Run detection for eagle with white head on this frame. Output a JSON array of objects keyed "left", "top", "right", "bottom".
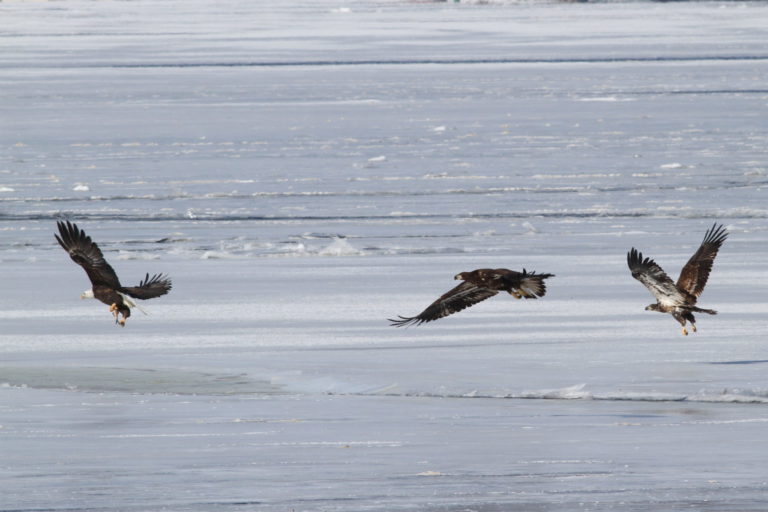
[{"left": 55, "top": 221, "right": 172, "bottom": 326}]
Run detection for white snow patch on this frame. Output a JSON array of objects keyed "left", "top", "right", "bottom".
[
  {"left": 72, "top": 183, "right": 90, "bottom": 192},
  {"left": 519, "top": 384, "right": 592, "bottom": 400},
  {"left": 200, "top": 250, "right": 240, "bottom": 260},
  {"left": 659, "top": 163, "right": 689, "bottom": 170},
  {"left": 577, "top": 96, "right": 634, "bottom": 102},
  {"left": 319, "top": 237, "right": 362, "bottom": 257},
  {"left": 279, "top": 242, "right": 309, "bottom": 255}
]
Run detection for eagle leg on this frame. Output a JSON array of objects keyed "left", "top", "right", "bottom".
[
  {"left": 118, "top": 315, "right": 126, "bottom": 327},
  {"left": 509, "top": 290, "right": 522, "bottom": 299},
  {"left": 108, "top": 303, "right": 119, "bottom": 319},
  {"left": 681, "top": 327, "right": 688, "bottom": 336},
  {"left": 691, "top": 324, "right": 697, "bottom": 333}
]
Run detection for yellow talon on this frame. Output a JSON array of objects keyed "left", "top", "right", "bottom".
[
  {"left": 682, "top": 327, "right": 688, "bottom": 336},
  {"left": 691, "top": 325, "right": 697, "bottom": 333}
]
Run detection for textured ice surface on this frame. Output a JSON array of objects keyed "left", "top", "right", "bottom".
[{"left": 2, "top": 0, "right": 768, "bottom": 511}]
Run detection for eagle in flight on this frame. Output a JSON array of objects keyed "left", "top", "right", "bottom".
[
  {"left": 627, "top": 223, "right": 727, "bottom": 335},
  {"left": 55, "top": 221, "right": 172, "bottom": 326},
  {"left": 389, "top": 268, "right": 554, "bottom": 327}
]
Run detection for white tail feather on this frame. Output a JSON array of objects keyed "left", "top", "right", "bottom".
[
  {"left": 519, "top": 276, "right": 546, "bottom": 298},
  {"left": 117, "top": 291, "right": 149, "bottom": 315}
]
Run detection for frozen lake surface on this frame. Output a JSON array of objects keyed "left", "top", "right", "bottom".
[{"left": 2, "top": 0, "right": 768, "bottom": 510}]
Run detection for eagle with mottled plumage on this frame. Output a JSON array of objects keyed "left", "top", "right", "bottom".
[
  {"left": 55, "top": 221, "right": 172, "bottom": 326},
  {"left": 627, "top": 223, "right": 727, "bottom": 335},
  {"left": 389, "top": 268, "right": 554, "bottom": 327}
]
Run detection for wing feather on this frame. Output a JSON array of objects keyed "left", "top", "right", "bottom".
[
  {"left": 627, "top": 247, "right": 687, "bottom": 307},
  {"left": 389, "top": 282, "right": 498, "bottom": 327},
  {"left": 676, "top": 223, "right": 727, "bottom": 298},
  {"left": 120, "top": 273, "right": 172, "bottom": 300},
  {"left": 55, "top": 220, "right": 121, "bottom": 288}
]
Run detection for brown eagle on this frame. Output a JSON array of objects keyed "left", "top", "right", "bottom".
[
  {"left": 389, "top": 268, "right": 554, "bottom": 327},
  {"left": 627, "top": 223, "right": 727, "bottom": 335},
  {"left": 55, "top": 221, "right": 172, "bottom": 326}
]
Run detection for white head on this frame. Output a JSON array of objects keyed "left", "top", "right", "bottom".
[{"left": 81, "top": 289, "right": 95, "bottom": 300}]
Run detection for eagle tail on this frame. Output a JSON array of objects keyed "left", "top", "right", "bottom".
[
  {"left": 117, "top": 291, "right": 149, "bottom": 315},
  {"left": 517, "top": 270, "right": 555, "bottom": 299}
]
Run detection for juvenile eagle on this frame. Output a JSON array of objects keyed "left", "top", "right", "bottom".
[
  {"left": 389, "top": 268, "right": 554, "bottom": 327},
  {"left": 627, "top": 223, "right": 727, "bottom": 335},
  {"left": 55, "top": 221, "right": 172, "bottom": 326}
]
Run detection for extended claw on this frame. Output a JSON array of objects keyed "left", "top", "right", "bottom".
[
  {"left": 691, "top": 324, "right": 697, "bottom": 333},
  {"left": 510, "top": 290, "right": 522, "bottom": 299},
  {"left": 682, "top": 327, "right": 688, "bottom": 336}
]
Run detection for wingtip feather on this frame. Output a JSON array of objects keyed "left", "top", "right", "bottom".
[
  {"left": 627, "top": 247, "right": 642, "bottom": 268},
  {"left": 702, "top": 222, "right": 728, "bottom": 246},
  {"left": 388, "top": 315, "right": 423, "bottom": 328}
]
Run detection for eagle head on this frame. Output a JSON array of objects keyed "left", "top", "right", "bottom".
[
  {"left": 645, "top": 304, "right": 660, "bottom": 312},
  {"left": 454, "top": 272, "right": 467, "bottom": 281},
  {"left": 81, "top": 289, "right": 95, "bottom": 300}
]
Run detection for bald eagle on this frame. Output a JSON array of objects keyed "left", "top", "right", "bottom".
[
  {"left": 627, "top": 223, "right": 727, "bottom": 335},
  {"left": 55, "top": 221, "right": 172, "bottom": 326},
  {"left": 389, "top": 268, "right": 554, "bottom": 327}
]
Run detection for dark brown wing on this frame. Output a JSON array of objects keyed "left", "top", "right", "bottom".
[
  {"left": 676, "top": 223, "right": 727, "bottom": 298},
  {"left": 55, "top": 220, "right": 121, "bottom": 289},
  {"left": 389, "top": 281, "right": 498, "bottom": 327},
  {"left": 120, "top": 273, "right": 172, "bottom": 300},
  {"left": 627, "top": 248, "right": 688, "bottom": 307}
]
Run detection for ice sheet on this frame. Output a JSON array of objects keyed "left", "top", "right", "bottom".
[{"left": 2, "top": 0, "right": 768, "bottom": 510}]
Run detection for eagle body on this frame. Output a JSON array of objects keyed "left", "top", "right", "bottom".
[
  {"left": 454, "top": 268, "right": 551, "bottom": 299},
  {"left": 55, "top": 221, "right": 172, "bottom": 326},
  {"left": 628, "top": 223, "right": 727, "bottom": 335},
  {"left": 389, "top": 267, "right": 554, "bottom": 327},
  {"left": 91, "top": 284, "right": 131, "bottom": 320}
]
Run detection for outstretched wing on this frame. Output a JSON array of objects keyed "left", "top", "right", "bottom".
[
  {"left": 389, "top": 281, "right": 498, "bottom": 327},
  {"left": 55, "top": 220, "right": 121, "bottom": 288},
  {"left": 627, "top": 247, "right": 687, "bottom": 307},
  {"left": 676, "top": 223, "right": 727, "bottom": 298},
  {"left": 120, "top": 273, "right": 172, "bottom": 300}
]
